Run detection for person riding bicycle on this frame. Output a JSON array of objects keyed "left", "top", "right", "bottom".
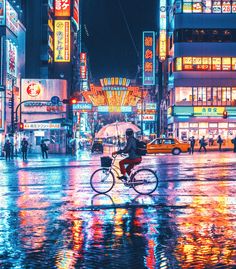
[{"left": 112, "top": 128, "right": 142, "bottom": 181}]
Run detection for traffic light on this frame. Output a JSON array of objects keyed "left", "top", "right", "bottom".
[
  {"left": 223, "top": 111, "right": 228, "bottom": 119},
  {"left": 62, "top": 97, "right": 79, "bottom": 105},
  {"left": 19, "top": 122, "right": 24, "bottom": 131}
]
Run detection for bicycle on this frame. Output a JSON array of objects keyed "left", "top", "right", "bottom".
[{"left": 90, "top": 154, "right": 158, "bottom": 195}]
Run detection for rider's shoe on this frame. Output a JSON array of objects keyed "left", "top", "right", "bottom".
[{"left": 118, "top": 175, "right": 127, "bottom": 181}]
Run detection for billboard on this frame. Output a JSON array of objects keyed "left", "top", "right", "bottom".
[
  {"left": 142, "top": 31, "right": 155, "bottom": 86},
  {"left": 6, "top": 1, "right": 18, "bottom": 35},
  {"left": 54, "top": 20, "right": 71, "bottom": 62},
  {"left": 54, "top": 0, "right": 71, "bottom": 17},
  {"left": 6, "top": 39, "right": 17, "bottom": 78},
  {"left": 21, "top": 79, "right": 67, "bottom": 113}
]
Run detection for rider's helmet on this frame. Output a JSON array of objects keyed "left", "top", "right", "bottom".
[{"left": 125, "top": 128, "right": 134, "bottom": 137}]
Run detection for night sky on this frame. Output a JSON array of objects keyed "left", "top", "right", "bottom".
[{"left": 82, "top": 0, "right": 157, "bottom": 82}]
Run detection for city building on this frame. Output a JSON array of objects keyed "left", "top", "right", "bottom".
[
  {"left": 160, "top": 0, "right": 236, "bottom": 146},
  {"left": 0, "top": 0, "right": 25, "bottom": 149}
]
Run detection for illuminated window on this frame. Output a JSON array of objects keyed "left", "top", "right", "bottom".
[
  {"left": 212, "top": 57, "right": 221, "bottom": 70},
  {"left": 219, "top": 123, "right": 228, "bottom": 128},
  {"left": 203, "top": 0, "right": 212, "bottom": 12},
  {"left": 175, "top": 87, "right": 192, "bottom": 104},
  {"left": 199, "top": 122, "right": 208, "bottom": 128},
  {"left": 175, "top": 58, "right": 182, "bottom": 71},
  {"left": 232, "top": 88, "right": 236, "bottom": 101},
  {"left": 232, "top": 1, "right": 236, "bottom": 12},
  {"left": 222, "top": 57, "right": 231, "bottom": 70},
  {"left": 212, "top": 0, "right": 222, "bottom": 12},
  {"left": 183, "top": 57, "right": 193, "bottom": 70},
  {"left": 232, "top": 58, "right": 236, "bottom": 70},
  {"left": 183, "top": 0, "right": 192, "bottom": 12},
  {"left": 222, "top": 1, "right": 231, "bottom": 12},
  {"left": 193, "top": 0, "right": 202, "bottom": 12}
]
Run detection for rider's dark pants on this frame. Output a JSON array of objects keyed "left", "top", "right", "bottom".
[{"left": 119, "top": 157, "right": 142, "bottom": 175}]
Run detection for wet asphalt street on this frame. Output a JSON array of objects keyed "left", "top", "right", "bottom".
[{"left": 0, "top": 151, "right": 235, "bottom": 269}]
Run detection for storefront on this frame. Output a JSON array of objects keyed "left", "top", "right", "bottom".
[{"left": 20, "top": 79, "right": 68, "bottom": 153}]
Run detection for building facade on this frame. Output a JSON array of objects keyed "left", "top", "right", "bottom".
[{"left": 161, "top": 0, "right": 236, "bottom": 146}]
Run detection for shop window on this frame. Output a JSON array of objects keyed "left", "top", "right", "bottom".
[
  {"left": 193, "top": 0, "right": 203, "bottom": 12},
  {"left": 219, "top": 123, "right": 228, "bottom": 128},
  {"left": 212, "top": 0, "right": 222, "bottom": 12},
  {"left": 232, "top": 1, "right": 236, "bottom": 12},
  {"left": 175, "top": 57, "right": 182, "bottom": 71},
  {"left": 183, "top": 0, "right": 193, "bottom": 12},
  {"left": 222, "top": 1, "right": 231, "bottom": 12},
  {"left": 222, "top": 57, "right": 231, "bottom": 70},
  {"left": 229, "top": 123, "right": 236, "bottom": 128},
  {"left": 199, "top": 123, "right": 208, "bottom": 128},
  {"left": 209, "top": 123, "right": 218, "bottom": 128},
  {"left": 232, "top": 88, "right": 236, "bottom": 105},
  {"left": 179, "top": 122, "right": 189, "bottom": 128},
  {"left": 190, "top": 123, "right": 198, "bottom": 128},
  {"left": 212, "top": 57, "right": 221, "bottom": 70},
  {"left": 232, "top": 58, "right": 236, "bottom": 70},
  {"left": 175, "top": 87, "right": 192, "bottom": 105}
]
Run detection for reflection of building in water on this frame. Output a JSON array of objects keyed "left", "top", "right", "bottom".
[{"left": 175, "top": 182, "right": 235, "bottom": 267}]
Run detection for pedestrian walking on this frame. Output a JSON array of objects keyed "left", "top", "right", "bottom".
[
  {"left": 198, "top": 136, "right": 207, "bottom": 152},
  {"left": 3, "top": 139, "right": 12, "bottom": 161},
  {"left": 40, "top": 140, "right": 48, "bottom": 159},
  {"left": 189, "top": 136, "right": 195, "bottom": 154},
  {"left": 231, "top": 136, "right": 236, "bottom": 152},
  {"left": 217, "top": 135, "right": 223, "bottom": 151},
  {"left": 21, "top": 138, "right": 28, "bottom": 161}
]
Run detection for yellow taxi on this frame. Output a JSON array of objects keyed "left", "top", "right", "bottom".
[{"left": 147, "top": 138, "right": 190, "bottom": 155}]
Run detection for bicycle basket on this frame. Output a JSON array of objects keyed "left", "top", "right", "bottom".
[{"left": 101, "top": 156, "right": 112, "bottom": 167}]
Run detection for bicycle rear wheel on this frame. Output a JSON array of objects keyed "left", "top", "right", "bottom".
[
  {"left": 90, "top": 168, "right": 115, "bottom": 194},
  {"left": 131, "top": 169, "right": 158, "bottom": 195}
]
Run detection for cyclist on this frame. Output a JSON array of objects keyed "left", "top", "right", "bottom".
[{"left": 112, "top": 128, "right": 142, "bottom": 181}]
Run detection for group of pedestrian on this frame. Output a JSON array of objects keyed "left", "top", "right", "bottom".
[
  {"left": 189, "top": 135, "right": 236, "bottom": 154},
  {"left": 3, "top": 138, "right": 49, "bottom": 161}
]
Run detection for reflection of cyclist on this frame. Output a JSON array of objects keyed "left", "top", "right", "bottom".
[{"left": 112, "top": 128, "right": 142, "bottom": 181}]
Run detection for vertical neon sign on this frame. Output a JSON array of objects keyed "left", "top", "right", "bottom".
[
  {"left": 159, "top": 0, "right": 167, "bottom": 62},
  {"left": 142, "top": 31, "right": 155, "bottom": 86}
]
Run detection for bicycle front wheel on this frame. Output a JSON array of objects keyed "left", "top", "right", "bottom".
[
  {"left": 131, "top": 169, "right": 158, "bottom": 195},
  {"left": 90, "top": 168, "right": 115, "bottom": 194}
]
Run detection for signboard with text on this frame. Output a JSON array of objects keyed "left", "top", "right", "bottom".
[
  {"left": 6, "top": 39, "right": 17, "bottom": 78},
  {"left": 142, "top": 31, "right": 155, "bottom": 85},
  {"left": 194, "top": 107, "right": 225, "bottom": 116},
  {"left": 54, "top": 20, "right": 71, "bottom": 62},
  {"left": 97, "top": 106, "right": 132, "bottom": 113},
  {"left": 23, "top": 123, "right": 61, "bottom": 130},
  {"left": 0, "top": 0, "right": 5, "bottom": 25},
  {"left": 73, "top": 102, "right": 92, "bottom": 110},
  {"left": 6, "top": 1, "right": 18, "bottom": 34},
  {"left": 54, "top": 0, "right": 71, "bottom": 17}
]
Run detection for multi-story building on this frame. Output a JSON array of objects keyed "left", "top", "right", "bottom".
[{"left": 161, "top": 0, "right": 236, "bottom": 145}]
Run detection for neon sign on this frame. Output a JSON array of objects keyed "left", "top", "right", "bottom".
[
  {"left": 54, "top": 0, "right": 71, "bottom": 17},
  {"left": 142, "top": 31, "right": 155, "bottom": 85},
  {"left": 159, "top": 0, "right": 166, "bottom": 62},
  {"left": 54, "top": 20, "right": 71, "bottom": 62}
]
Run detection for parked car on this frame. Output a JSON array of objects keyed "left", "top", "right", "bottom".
[
  {"left": 91, "top": 139, "right": 104, "bottom": 153},
  {"left": 147, "top": 138, "right": 190, "bottom": 155}
]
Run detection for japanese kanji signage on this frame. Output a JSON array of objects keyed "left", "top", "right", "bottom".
[
  {"left": 54, "top": 20, "right": 71, "bottom": 62},
  {"left": 0, "top": 0, "right": 5, "bottom": 25},
  {"left": 6, "top": 1, "right": 18, "bottom": 34},
  {"left": 54, "top": 0, "right": 71, "bottom": 17},
  {"left": 194, "top": 107, "right": 225, "bottom": 116},
  {"left": 73, "top": 0, "right": 79, "bottom": 29},
  {"left": 142, "top": 31, "right": 155, "bottom": 86},
  {"left": 159, "top": 0, "right": 166, "bottom": 62},
  {"left": 6, "top": 39, "right": 17, "bottom": 78}
]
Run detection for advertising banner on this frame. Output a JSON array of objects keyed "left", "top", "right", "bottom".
[
  {"left": 54, "top": 20, "right": 71, "bottom": 62},
  {"left": 142, "top": 31, "right": 155, "bottom": 86},
  {"left": 54, "top": 0, "right": 71, "bottom": 17},
  {"left": 21, "top": 79, "right": 67, "bottom": 113},
  {"left": 6, "top": 39, "right": 17, "bottom": 78},
  {"left": 23, "top": 123, "right": 61, "bottom": 130},
  {"left": 80, "top": 52, "right": 87, "bottom": 79}
]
